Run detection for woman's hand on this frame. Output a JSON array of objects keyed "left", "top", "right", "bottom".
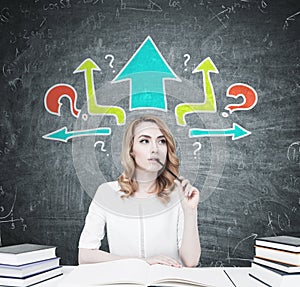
[
  {"left": 144, "top": 255, "right": 182, "bottom": 267},
  {"left": 175, "top": 177, "right": 200, "bottom": 211}
]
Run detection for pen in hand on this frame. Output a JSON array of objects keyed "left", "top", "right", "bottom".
[
  {"left": 155, "top": 159, "right": 198, "bottom": 201},
  {"left": 155, "top": 159, "right": 183, "bottom": 183}
]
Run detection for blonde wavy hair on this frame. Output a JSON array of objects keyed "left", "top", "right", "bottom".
[{"left": 118, "top": 116, "right": 179, "bottom": 202}]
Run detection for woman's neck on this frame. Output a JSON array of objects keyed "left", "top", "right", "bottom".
[{"left": 134, "top": 170, "right": 158, "bottom": 197}]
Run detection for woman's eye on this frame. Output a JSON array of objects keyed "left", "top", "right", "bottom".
[
  {"left": 158, "top": 139, "right": 166, "bottom": 144},
  {"left": 140, "top": 139, "right": 149, "bottom": 144}
]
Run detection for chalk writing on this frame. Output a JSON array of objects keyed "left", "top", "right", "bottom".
[
  {"left": 0, "top": 7, "right": 11, "bottom": 24},
  {"left": 169, "top": 0, "right": 182, "bottom": 10},
  {"left": 283, "top": 11, "right": 300, "bottom": 30},
  {"left": 243, "top": 199, "right": 264, "bottom": 216},
  {"left": 287, "top": 141, "right": 300, "bottom": 165},
  {"left": 193, "top": 142, "right": 201, "bottom": 159},
  {"left": 31, "top": 28, "right": 53, "bottom": 39},
  {"left": 2, "top": 63, "right": 13, "bottom": 77},
  {"left": 0, "top": 186, "right": 27, "bottom": 246},
  {"left": 105, "top": 54, "right": 115, "bottom": 73},
  {"left": 229, "top": 233, "right": 257, "bottom": 263},
  {"left": 258, "top": 0, "right": 268, "bottom": 14},
  {"left": 183, "top": 53, "right": 191, "bottom": 71},
  {"left": 209, "top": 0, "right": 267, "bottom": 28},
  {"left": 40, "top": 16, "right": 47, "bottom": 27},
  {"left": 42, "top": 0, "right": 71, "bottom": 10},
  {"left": 94, "top": 140, "right": 110, "bottom": 157},
  {"left": 81, "top": 12, "right": 106, "bottom": 30},
  {"left": 278, "top": 212, "right": 290, "bottom": 231},
  {"left": 283, "top": 175, "right": 300, "bottom": 192},
  {"left": 83, "top": 0, "right": 102, "bottom": 4},
  {"left": 94, "top": 140, "right": 106, "bottom": 151},
  {"left": 8, "top": 77, "right": 23, "bottom": 91},
  {"left": 267, "top": 211, "right": 276, "bottom": 236},
  {"left": 116, "top": 7, "right": 120, "bottom": 18},
  {"left": 209, "top": 6, "right": 230, "bottom": 29},
  {"left": 120, "top": 0, "right": 162, "bottom": 12}
]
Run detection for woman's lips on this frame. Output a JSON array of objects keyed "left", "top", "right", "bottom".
[{"left": 149, "top": 158, "right": 161, "bottom": 162}]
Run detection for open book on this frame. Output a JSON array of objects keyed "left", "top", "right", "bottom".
[{"left": 59, "top": 258, "right": 234, "bottom": 287}]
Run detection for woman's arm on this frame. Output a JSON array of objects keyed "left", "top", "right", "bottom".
[
  {"left": 178, "top": 208, "right": 201, "bottom": 267},
  {"left": 78, "top": 248, "right": 128, "bottom": 264},
  {"left": 176, "top": 178, "right": 201, "bottom": 267},
  {"left": 79, "top": 248, "right": 182, "bottom": 267}
]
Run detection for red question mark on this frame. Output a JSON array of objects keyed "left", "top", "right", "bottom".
[
  {"left": 44, "top": 84, "right": 80, "bottom": 118},
  {"left": 225, "top": 83, "right": 258, "bottom": 114}
]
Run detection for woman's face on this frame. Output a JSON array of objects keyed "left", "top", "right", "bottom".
[{"left": 132, "top": 121, "right": 168, "bottom": 174}]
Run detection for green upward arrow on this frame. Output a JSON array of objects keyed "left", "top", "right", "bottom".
[
  {"left": 112, "top": 36, "right": 179, "bottom": 110},
  {"left": 175, "top": 57, "right": 218, "bottom": 126},
  {"left": 74, "top": 58, "right": 125, "bottom": 125}
]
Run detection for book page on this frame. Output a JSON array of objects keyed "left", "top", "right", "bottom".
[
  {"left": 59, "top": 259, "right": 150, "bottom": 287},
  {"left": 224, "top": 268, "right": 265, "bottom": 287},
  {"left": 149, "top": 265, "right": 234, "bottom": 287}
]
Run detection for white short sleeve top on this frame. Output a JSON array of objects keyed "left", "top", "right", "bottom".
[{"left": 78, "top": 181, "right": 184, "bottom": 262}]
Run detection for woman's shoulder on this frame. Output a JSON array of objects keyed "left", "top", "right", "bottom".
[
  {"left": 93, "top": 181, "right": 125, "bottom": 203},
  {"left": 92, "top": 181, "right": 134, "bottom": 216},
  {"left": 98, "top": 181, "right": 120, "bottom": 190}
]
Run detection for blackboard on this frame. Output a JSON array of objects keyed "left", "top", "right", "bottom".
[{"left": 0, "top": 0, "right": 299, "bottom": 266}]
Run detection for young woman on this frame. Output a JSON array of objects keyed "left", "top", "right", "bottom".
[{"left": 78, "top": 116, "right": 200, "bottom": 267}]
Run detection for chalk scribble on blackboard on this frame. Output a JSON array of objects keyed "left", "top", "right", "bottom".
[
  {"left": 283, "top": 11, "right": 300, "bottom": 30},
  {"left": 0, "top": 186, "right": 27, "bottom": 246},
  {"left": 120, "top": 0, "right": 162, "bottom": 12},
  {"left": 287, "top": 142, "right": 300, "bottom": 165}
]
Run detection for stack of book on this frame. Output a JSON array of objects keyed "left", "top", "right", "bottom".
[
  {"left": 249, "top": 235, "right": 300, "bottom": 287},
  {"left": 0, "top": 243, "right": 62, "bottom": 287}
]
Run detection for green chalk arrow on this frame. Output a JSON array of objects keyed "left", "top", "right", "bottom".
[
  {"left": 113, "top": 36, "right": 179, "bottom": 110},
  {"left": 175, "top": 57, "right": 218, "bottom": 126},
  {"left": 42, "top": 127, "right": 111, "bottom": 142},
  {"left": 74, "top": 58, "right": 125, "bottom": 125},
  {"left": 189, "top": 123, "right": 251, "bottom": 140}
]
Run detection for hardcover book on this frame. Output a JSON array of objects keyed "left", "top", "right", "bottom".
[
  {"left": 255, "top": 236, "right": 300, "bottom": 252},
  {"left": 255, "top": 245, "right": 300, "bottom": 266},
  {"left": 0, "top": 257, "right": 60, "bottom": 278},
  {"left": 250, "top": 262, "right": 300, "bottom": 287},
  {"left": 253, "top": 256, "right": 300, "bottom": 273},
  {"left": 0, "top": 267, "right": 62, "bottom": 287},
  {"left": 0, "top": 244, "right": 57, "bottom": 266}
]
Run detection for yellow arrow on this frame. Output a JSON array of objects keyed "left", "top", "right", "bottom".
[
  {"left": 74, "top": 58, "right": 125, "bottom": 125},
  {"left": 175, "top": 57, "right": 218, "bottom": 126}
]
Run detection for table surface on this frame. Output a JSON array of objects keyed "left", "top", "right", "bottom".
[{"left": 38, "top": 266, "right": 268, "bottom": 287}]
